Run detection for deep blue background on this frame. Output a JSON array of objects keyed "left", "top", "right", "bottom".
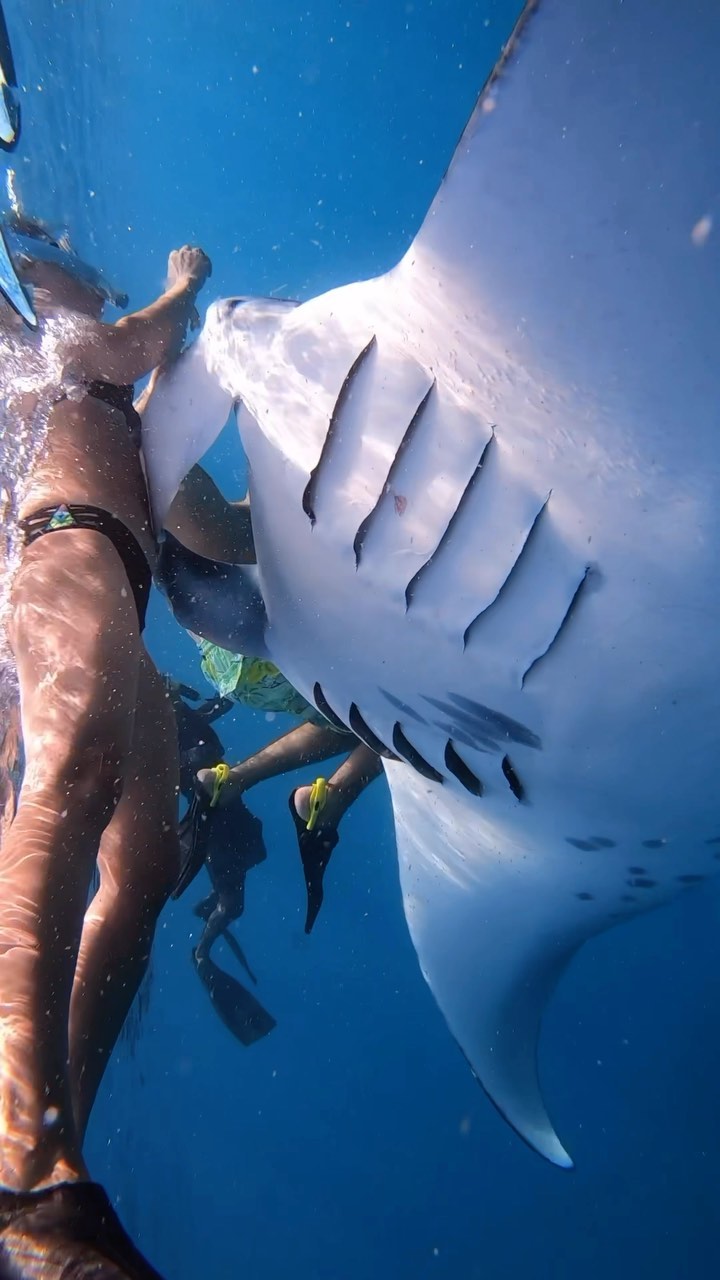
[{"left": 5, "top": 1, "right": 720, "bottom": 1276}]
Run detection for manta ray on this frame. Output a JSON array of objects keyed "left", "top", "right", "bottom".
[{"left": 141, "top": 0, "right": 720, "bottom": 1168}]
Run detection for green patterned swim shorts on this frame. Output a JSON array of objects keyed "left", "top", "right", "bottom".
[{"left": 192, "top": 636, "right": 332, "bottom": 726}]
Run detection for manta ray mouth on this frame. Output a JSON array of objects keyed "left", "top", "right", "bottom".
[{"left": 226, "top": 294, "right": 300, "bottom": 311}]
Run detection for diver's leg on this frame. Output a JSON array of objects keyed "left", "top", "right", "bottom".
[
  {"left": 194, "top": 900, "right": 233, "bottom": 966},
  {"left": 198, "top": 720, "right": 354, "bottom": 805},
  {"left": 69, "top": 654, "right": 180, "bottom": 1145},
  {"left": 0, "top": 532, "right": 140, "bottom": 1191},
  {"left": 294, "top": 744, "right": 383, "bottom": 829}
]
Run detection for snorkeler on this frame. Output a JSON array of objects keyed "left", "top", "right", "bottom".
[
  {"left": 189, "top": 638, "right": 383, "bottom": 934},
  {"left": 0, "top": 215, "right": 211, "bottom": 1278},
  {"left": 165, "top": 677, "right": 276, "bottom": 1045},
  {"left": 150, "top": 458, "right": 384, "bottom": 932},
  {"left": 156, "top": 461, "right": 385, "bottom": 925}
]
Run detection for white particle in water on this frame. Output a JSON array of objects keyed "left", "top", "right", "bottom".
[{"left": 691, "top": 214, "right": 712, "bottom": 247}]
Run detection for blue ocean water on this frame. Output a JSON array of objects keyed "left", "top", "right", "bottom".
[{"left": 3, "top": 1, "right": 720, "bottom": 1277}]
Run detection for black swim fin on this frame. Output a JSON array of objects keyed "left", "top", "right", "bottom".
[
  {"left": 287, "top": 793, "right": 340, "bottom": 934},
  {"left": 0, "top": 1180, "right": 166, "bottom": 1279},
  {"left": 221, "top": 926, "right": 258, "bottom": 985},
  {"left": 172, "top": 791, "right": 212, "bottom": 900},
  {"left": 193, "top": 950, "right": 275, "bottom": 1047}
]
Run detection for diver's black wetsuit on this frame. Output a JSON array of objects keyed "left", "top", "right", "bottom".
[
  {"left": 168, "top": 686, "right": 233, "bottom": 801},
  {"left": 168, "top": 687, "right": 275, "bottom": 1044}
]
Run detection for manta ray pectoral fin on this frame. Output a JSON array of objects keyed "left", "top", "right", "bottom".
[
  {"left": 387, "top": 763, "right": 575, "bottom": 1168},
  {"left": 157, "top": 531, "right": 269, "bottom": 658},
  {"left": 141, "top": 314, "right": 234, "bottom": 531}
]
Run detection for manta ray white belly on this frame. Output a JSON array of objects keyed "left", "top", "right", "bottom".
[{"left": 142, "top": 0, "right": 720, "bottom": 1166}]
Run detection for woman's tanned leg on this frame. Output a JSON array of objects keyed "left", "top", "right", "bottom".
[
  {"left": 70, "top": 655, "right": 180, "bottom": 1143},
  {"left": 0, "top": 532, "right": 141, "bottom": 1191}
]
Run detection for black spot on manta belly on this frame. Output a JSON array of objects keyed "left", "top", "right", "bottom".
[
  {"left": 705, "top": 836, "right": 720, "bottom": 845},
  {"left": 627, "top": 866, "right": 647, "bottom": 874},
  {"left": 575, "top": 892, "right": 594, "bottom": 901},
  {"left": 566, "top": 836, "right": 616, "bottom": 852},
  {"left": 642, "top": 838, "right": 667, "bottom": 849},
  {"left": 620, "top": 894, "right": 637, "bottom": 903},
  {"left": 676, "top": 874, "right": 706, "bottom": 884},
  {"left": 627, "top": 877, "right": 657, "bottom": 889},
  {"left": 380, "top": 689, "right": 426, "bottom": 725}
]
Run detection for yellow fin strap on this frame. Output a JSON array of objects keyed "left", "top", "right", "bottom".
[
  {"left": 209, "top": 762, "right": 231, "bottom": 808},
  {"left": 305, "top": 777, "right": 328, "bottom": 832}
]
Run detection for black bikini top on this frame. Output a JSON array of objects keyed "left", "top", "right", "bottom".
[{"left": 86, "top": 379, "right": 142, "bottom": 447}]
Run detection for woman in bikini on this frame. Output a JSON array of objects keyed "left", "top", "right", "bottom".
[{"left": 0, "top": 220, "right": 210, "bottom": 1278}]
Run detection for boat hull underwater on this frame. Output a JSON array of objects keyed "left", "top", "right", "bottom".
[{"left": 142, "top": 0, "right": 720, "bottom": 1167}]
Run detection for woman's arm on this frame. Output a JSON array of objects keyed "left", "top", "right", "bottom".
[{"left": 73, "top": 246, "right": 212, "bottom": 386}]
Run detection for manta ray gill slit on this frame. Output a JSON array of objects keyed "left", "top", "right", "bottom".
[
  {"left": 404, "top": 430, "right": 496, "bottom": 612},
  {"left": 347, "top": 704, "right": 394, "bottom": 758},
  {"left": 311, "top": 682, "right": 351, "bottom": 733},
  {"left": 521, "top": 566, "right": 594, "bottom": 688},
  {"left": 391, "top": 724, "right": 444, "bottom": 783},
  {"left": 353, "top": 381, "right": 436, "bottom": 568},
  {"left": 461, "top": 492, "right": 552, "bottom": 649},
  {"left": 443, "top": 741, "right": 484, "bottom": 796},
  {"left": 301, "top": 337, "right": 377, "bottom": 526},
  {"left": 501, "top": 755, "right": 525, "bottom": 802}
]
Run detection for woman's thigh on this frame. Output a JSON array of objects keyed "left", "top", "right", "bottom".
[{"left": 9, "top": 529, "right": 142, "bottom": 791}]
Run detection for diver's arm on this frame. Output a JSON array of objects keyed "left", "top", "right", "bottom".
[{"left": 164, "top": 464, "right": 256, "bottom": 565}]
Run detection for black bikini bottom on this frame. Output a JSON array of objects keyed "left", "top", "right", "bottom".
[{"left": 19, "top": 503, "right": 152, "bottom": 632}]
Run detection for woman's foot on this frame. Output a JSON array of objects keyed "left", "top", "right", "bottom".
[{"left": 288, "top": 788, "right": 340, "bottom": 934}]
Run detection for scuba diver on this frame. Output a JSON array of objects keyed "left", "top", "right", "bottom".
[
  {"left": 167, "top": 679, "right": 276, "bottom": 1046},
  {"left": 0, "top": 202, "right": 211, "bottom": 1279}
]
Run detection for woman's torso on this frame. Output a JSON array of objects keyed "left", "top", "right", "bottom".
[{"left": 1, "top": 306, "right": 155, "bottom": 567}]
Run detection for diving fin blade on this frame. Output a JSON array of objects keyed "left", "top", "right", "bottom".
[
  {"left": 222, "top": 926, "right": 258, "bottom": 985},
  {"left": 193, "top": 950, "right": 276, "bottom": 1046},
  {"left": 288, "top": 793, "right": 339, "bottom": 934},
  {"left": 0, "top": 1180, "right": 167, "bottom": 1279},
  {"left": 0, "top": 81, "right": 18, "bottom": 148},
  {"left": 0, "top": 0, "right": 18, "bottom": 150},
  {"left": 0, "top": 223, "right": 35, "bottom": 327},
  {"left": 172, "top": 792, "right": 212, "bottom": 900}
]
